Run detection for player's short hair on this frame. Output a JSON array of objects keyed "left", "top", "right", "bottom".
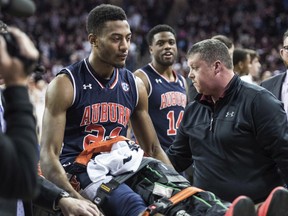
[
  {"left": 86, "top": 4, "right": 127, "bottom": 35},
  {"left": 146, "top": 24, "right": 176, "bottom": 46}
]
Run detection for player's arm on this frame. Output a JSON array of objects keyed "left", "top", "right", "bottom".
[
  {"left": 134, "top": 69, "right": 149, "bottom": 94},
  {"left": 127, "top": 69, "right": 149, "bottom": 140},
  {"left": 40, "top": 74, "right": 83, "bottom": 199},
  {"left": 130, "top": 76, "right": 171, "bottom": 165}
]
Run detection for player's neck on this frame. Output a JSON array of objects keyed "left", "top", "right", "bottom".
[
  {"left": 151, "top": 62, "right": 173, "bottom": 76},
  {"left": 88, "top": 55, "right": 114, "bottom": 79}
]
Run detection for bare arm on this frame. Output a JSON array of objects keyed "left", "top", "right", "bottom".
[
  {"left": 130, "top": 76, "right": 171, "bottom": 165},
  {"left": 126, "top": 69, "right": 149, "bottom": 140},
  {"left": 134, "top": 69, "right": 149, "bottom": 94},
  {"left": 40, "top": 74, "right": 83, "bottom": 199}
]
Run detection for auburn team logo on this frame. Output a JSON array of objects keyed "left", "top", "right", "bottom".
[{"left": 121, "top": 82, "right": 129, "bottom": 92}]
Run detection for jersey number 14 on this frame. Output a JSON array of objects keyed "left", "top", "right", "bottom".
[{"left": 167, "top": 110, "right": 184, "bottom": 135}]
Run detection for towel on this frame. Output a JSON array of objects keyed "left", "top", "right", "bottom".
[{"left": 87, "top": 140, "right": 144, "bottom": 183}]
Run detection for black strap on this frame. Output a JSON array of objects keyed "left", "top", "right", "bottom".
[{"left": 93, "top": 157, "right": 156, "bottom": 205}]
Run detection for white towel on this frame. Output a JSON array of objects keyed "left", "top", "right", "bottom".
[{"left": 87, "top": 140, "right": 144, "bottom": 183}]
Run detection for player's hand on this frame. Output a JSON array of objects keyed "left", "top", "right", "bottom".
[
  {"left": 0, "top": 27, "right": 39, "bottom": 86},
  {"left": 59, "top": 197, "right": 104, "bottom": 216}
]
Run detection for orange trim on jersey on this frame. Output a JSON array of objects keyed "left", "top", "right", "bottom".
[{"left": 110, "top": 68, "right": 119, "bottom": 89}]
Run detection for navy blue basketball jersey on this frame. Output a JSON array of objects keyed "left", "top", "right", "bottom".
[
  {"left": 139, "top": 64, "right": 187, "bottom": 151},
  {"left": 59, "top": 58, "right": 138, "bottom": 165}
]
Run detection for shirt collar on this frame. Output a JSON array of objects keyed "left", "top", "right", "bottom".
[{"left": 199, "top": 75, "right": 237, "bottom": 104}]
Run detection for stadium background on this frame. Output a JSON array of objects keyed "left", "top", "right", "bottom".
[{"left": 1, "top": 0, "right": 288, "bottom": 81}]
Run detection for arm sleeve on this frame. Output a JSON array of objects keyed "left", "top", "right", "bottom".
[
  {"left": 166, "top": 128, "right": 193, "bottom": 172},
  {"left": 166, "top": 107, "right": 193, "bottom": 172},
  {"left": 0, "top": 86, "right": 39, "bottom": 199},
  {"left": 32, "top": 176, "right": 63, "bottom": 211},
  {"left": 253, "top": 90, "right": 288, "bottom": 183}
]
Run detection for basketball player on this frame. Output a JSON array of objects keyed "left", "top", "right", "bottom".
[
  {"left": 134, "top": 24, "right": 187, "bottom": 152},
  {"left": 40, "top": 4, "right": 170, "bottom": 216}
]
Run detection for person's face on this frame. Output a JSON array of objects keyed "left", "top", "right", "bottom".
[
  {"left": 149, "top": 31, "right": 177, "bottom": 67},
  {"left": 93, "top": 20, "right": 132, "bottom": 68},
  {"left": 187, "top": 53, "right": 216, "bottom": 95},
  {"left": 249, "top": 57, "right": 261, "bottom": 78},
  {"left": 280, "top": 36, "right": 288, "bottom": 67}
]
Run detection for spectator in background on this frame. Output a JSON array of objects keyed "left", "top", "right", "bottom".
[
  {"left": 28, "top": 69, "right": 48, "bottom": 137},
  {"left": 261, "top": 29, "right": 288, "bottom": 119},
  {"left": 241, "top": 49, "right": 262, "bottom": 85},
  {"left": 233, "top": 48, "right": 251, "bottom": 77},
  {"left": 3, "top": 0, "right": 286, "bottom": 80},
  {"left": 212, "top": 35, "right": 235, "bottom": 58}
]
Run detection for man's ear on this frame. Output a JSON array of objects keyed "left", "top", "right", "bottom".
[
  {"left": 88, "top": 34, "right": 97, "bottom": 47},
  {"left": 149, "top": 45, "right": 153, "bottom": 55},
  {"left": 214, "top": 60, "right": 221, "bottom": 75},
  {"left": 238, "top": 61, "right": 244, "bottom": 70},
  {"left": 280, "top": 49, "right": 285, "bottom": 60}
]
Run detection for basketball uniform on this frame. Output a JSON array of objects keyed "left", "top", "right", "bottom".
[
  {"left": 57, "top": 58, "right": 146, "bottom": 216},
  {"left": 58, "top": 58, "right": 138, "bottom": 166},
  {"left": 139, "top": 63, "right": 187, "bottom": 151}
]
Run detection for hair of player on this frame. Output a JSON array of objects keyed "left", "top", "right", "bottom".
[
  {"left": 86, "top": 4, "right": 127, "bottom": 35},
  {"left": 146, "top": 24, "right": 176, "bottom": 46}
]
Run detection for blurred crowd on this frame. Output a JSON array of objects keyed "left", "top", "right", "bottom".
[
  {"left": 1, "top": 0, "right": 288, "bottom": 83},
  {"left": 175, "top": 0, "right": 288, "bottom": 79}
]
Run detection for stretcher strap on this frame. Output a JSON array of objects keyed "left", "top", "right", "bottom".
[
  {"left": 93, "top": 157, "right": 156, "bottom": 206},
  {"left": 142, "top": 186, "right": 203, "bottom": 216},
  {"left": 75, "top": 136, "right": 129, "bottom": 166},
  {"left": 170, "top": 186, "right": 203, "bottom": 204}
]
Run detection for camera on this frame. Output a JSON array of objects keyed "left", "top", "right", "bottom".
[
  {"left": 0, "top": 20, "right": 20, "bottom": 58},
  {"left": 0, "top": 20, "right": 39, "bottom": 74}
]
